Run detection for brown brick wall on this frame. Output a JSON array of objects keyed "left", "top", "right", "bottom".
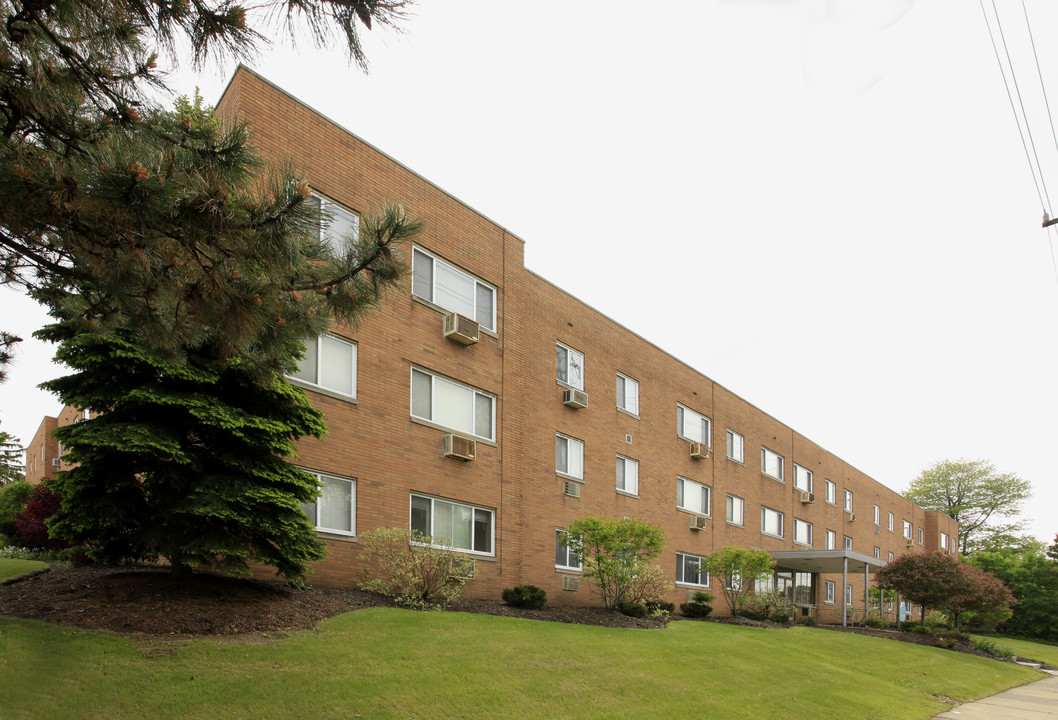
[{"left": 216, "top": 67, "right": 956, "bottom": 616}]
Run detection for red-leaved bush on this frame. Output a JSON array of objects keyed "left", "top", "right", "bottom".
[{"left": 14, "top": 485, "right": 69, "bottom": 550}]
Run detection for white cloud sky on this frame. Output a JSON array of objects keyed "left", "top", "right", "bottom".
[{"left": 1, "top": 0, "right": 1054, "bottom": 545}]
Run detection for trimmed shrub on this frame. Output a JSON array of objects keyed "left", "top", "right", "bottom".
[
  {"left": 502, "top": 585, "right": 547, "bottom": 610},
  {"left": 616, "top": 601, "right": 647, "bottom": 618},
  {"left": 740, "top": 590, "right": 792, "bottom": 623},
  {"left": 861, "top": 616, "right": 888, "bottom": 629},
  {"left": 795, "top": 615, "right": 817, "bottom": 627},
  {"left": 680, "top": 601, "right": 713, "bottom": 618},
  {"left": 899, "top": 620, "right": 921, "bottom": 632},
  {"left": 357, "top": 527, "right": 476, "bottom": 609},
  {"left": 645, "top": 600, "right": 675, "bottom": 615}
]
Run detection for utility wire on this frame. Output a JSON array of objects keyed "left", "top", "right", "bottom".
[
  {"left": 1020, "top": 0, "right": 1058, "bottom": 159},
  {"left": 990, "top": 0, "right": 1052, "bottom": 215}
]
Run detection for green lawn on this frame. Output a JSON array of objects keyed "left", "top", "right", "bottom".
[
  {"left": 973, "top": 634, "right": 1058, "bottom": 667},
  {"left": 0, "top": 609, "right": 1042, "bottom": 720},
  {"left": 0, "top": 559, "right": 47, "bottom": 581}
]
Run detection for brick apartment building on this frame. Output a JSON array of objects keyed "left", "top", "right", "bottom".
[{"left": 25, "top": 66, "right": 958, "bottom": 622}]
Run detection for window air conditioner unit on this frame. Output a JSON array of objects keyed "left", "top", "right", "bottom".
[
  {"left": 563, "top": 481, "right": 581, "bottom": 498},
  {"left": 443, "top": 312, "right": 479, "bottom": 345},
  {"left": 563, "top": 389, "right": 588, "bottom": 409},
  {"left": 561, "top": 575, "right": 580, "bottom": 592},
  {"left": 800, "top": 491, "right": 814, "bottom": 504},
  {"left": 448, "top": 559, "right": 476, "bottom": 580},
  {"left": 905, "top": 538, "right": 915, "bottom": 547},
  {"left": 689, "top": 515, "right": 707, "bottom": 531},
  {"left": 442, "top": 434, "right": 476, "bottom": 461},
  {"left": 51, "top": 458, "right": 61, "bottom": 467},
  {"left": 846, "top": 512, "right": 856, "bottom": 523},
  {"left": 689, "top": 443, "right": 710, "bottom": 460}
]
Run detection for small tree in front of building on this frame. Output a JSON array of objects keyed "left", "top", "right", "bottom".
[
  {"left": 564, "top": 516, "right": 665, "bottom": 610},
  {"left": 703, "top": 546, "right": 776, "bottom": 617},
  {"left": 0, "top": 429, "right": 24, "bottom": 485}
]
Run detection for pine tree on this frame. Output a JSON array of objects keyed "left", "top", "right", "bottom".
[
  {"left": 0, "top": 0, "right": 411, "bottom": 375},
  {"left": 39, "top": 319, "right": 331, "bottom": 579},
  {"left": 0, "top": 428, "right": 25, "bottom": 484}
]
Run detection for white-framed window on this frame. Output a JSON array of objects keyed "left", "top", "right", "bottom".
[
  {"left": 888, "top": 512, "right": 895, "bottom": 532},
  {"left": 411, "top": 367, "right": 494, "bottom": 440},
  {"left": 555, "top": 529, "right": 582, "bottom": 570},
  {"left": 616, "top": 373, "right": 639, "bottom": 415},
  {"left": 726, "top": 572, "right": 743, "bottom": 592},
  {"left": 793, "top": 464, "right": 812, "bottom": 492},
  {"left": 677, "top": 404, "right": 711, "bottom": 445},
  {"left": 844, "top": 535, "right": 853, "bottom": 551},
  {"left": 873, "top": 505, "right": 881, "bottom": 525},
  {"left": 903, "top": 520, "right": 913, "bottom": 540},
  {"left": 726, "top": 429, "right": 744, "bottom": 463},
  {"left": 825, "top": 580, "right": 836, "bottom": 604},
  {"left": 410, "top": 493, "right": 493, "bottom": 555},
  {"left": 941, "top": 532, "right": 949, "bottom": 550},
  {"left": 556, "top": 342, "right": 585, "bottom": 390},
  {"left": 845, "top": 584, "right": 853, "bottom": 606},
  {"left": 556, "top": 434, "right": 584, "bottom": 480},
  {"left": 843, "top": 490, "right": 853, "bottom": 513},
  {"left": 412, "top": 246, "right": 496, "bottom": 331},
  {"left": 676, "top": 552, "right": 709, "bottom": 587},
  {"left": 825, "top": 529, "right": 836, "bottom": 550},
  {"left": 300, "top": 469, "right": 355, "bottom": 536},
  {"left": 793, "top": 518, "right": 813, "bottom": 546},
  {"left": 677, "top": 477, "right": 710, "bottom": 516},
  {"left": 761, "top": 447, "right": 784, "bottom": 481},
  {"left": 291, "top": 335, "right": 357, "bottom": 398},
  {"left": 616, "top": 455, "right": 639, "bottom": 496},
  {"left": 873, "top": 546, "right": 880, "bottom": 559},
  {"left": 918, "top": 528, "right": 924, "bottom": 545},
  {"left": 825, "top": 480, "right": 836, "bottom": 505},
  {"left": 761, "top": 506, "right": 784, "bottom": 537},
  {"left": 306, "top": 193, "right": 360, "bottom": 254},
  {"left": 888, "top": 551, "right": 895, "bottom": 563},
  {"left": 726, "top": 494, "right": 745, "bottom": 526}
]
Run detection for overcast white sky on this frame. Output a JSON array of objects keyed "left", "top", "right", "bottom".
[{"left": 2, "top": 0, "right": 1056, "bottom": 545}]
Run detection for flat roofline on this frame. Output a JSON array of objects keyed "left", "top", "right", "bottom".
[{"left": 218, "top": 65, "right": 526, "bottom": 248}]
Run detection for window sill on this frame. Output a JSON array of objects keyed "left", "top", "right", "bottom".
[
  {"left": 410, "top": 294, "right": 498, "bottom": 339},
  {"left": 556, "top": 380, "right": 585, "bottom": 393},
  {"left": 726, "top": 521, "right": 744, "bottom": 528},
  {"left": 287, "top": 377, "right": 359, "bottom": 405},
  {"left": 409, "top": 416, "right": 498, "bottom": 447},
  {"left": 616, "top": 407, "right": 639, "bottom": 420},
  {"left": 726, "top": 457, "right": 745, "bottom": 466},
  {"left": 616, "top": 489, "right": 639, "bottom": 499},
  {"left": 762, "top": 474, "right": 784, "bottom": 484},
  {"left": 556, "top": 471, "right": 584, "bottom": 483},
  {"left": 676, "top": 582, "right": 710, "bottom": 590},
  {"left": 555, "top": 567, "right": 582, "bottom": 574},
  {"left": 677, "top": 434, "right": 709, "bottom": 447},
  {"left": 676, "top": 507, "right": 710, "bottom": 520},
  {"left": 762, "top": 532, "right": 784, "bottom": 540},
  {"left": 316, "top": 531, "right": 357, "bottom": 542}
]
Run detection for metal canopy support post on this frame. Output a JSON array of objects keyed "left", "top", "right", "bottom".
[
  {"left": 842, "top": 556, "right": 849, "bottom": 627},
  {"left": 864, "top": 564, "right": 869, "bottom": 620}
]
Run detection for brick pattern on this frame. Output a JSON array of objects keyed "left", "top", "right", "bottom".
[{"left": 214, "top": 67, "right": 961, "bottom": 617}]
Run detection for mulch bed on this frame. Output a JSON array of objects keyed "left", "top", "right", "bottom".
[{"left": 0, "top": 564, "right": 666, "bottom": 636}]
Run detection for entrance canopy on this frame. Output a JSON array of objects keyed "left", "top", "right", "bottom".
[{"left": 770, "top": 549, "right": 886, "bottom": 575}]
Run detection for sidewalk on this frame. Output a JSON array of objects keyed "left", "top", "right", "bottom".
[{"left": 933, "top": 672, "right": 1058, "bottom": 719}]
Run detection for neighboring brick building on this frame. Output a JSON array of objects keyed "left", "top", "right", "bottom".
[
  {"left": 23, "top": 405, "right": 86, "bottom": 485},
  {"left": 28, "top": 65, "right": 957, "bottom": 621}
]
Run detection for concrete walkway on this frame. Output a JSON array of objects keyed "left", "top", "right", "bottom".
[{"left": 933, "top": 673, "right": 1058, "bottom": 719}]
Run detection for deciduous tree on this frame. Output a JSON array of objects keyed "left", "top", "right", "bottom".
[
  {"left": 904, "top": 459, "right": 1031, "bottom": 554},
  {"left": 875, "top": 551, "right": 1014, "bottom": 628},
  {"left": 564, "top": 517, "right": 665, "bottom": 610},
  {"left": 702, "top": 546, "right": 776, "bottom": 617},
  {"left": 968, "top": 544, "right": 1058, "bottom": 640}
]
